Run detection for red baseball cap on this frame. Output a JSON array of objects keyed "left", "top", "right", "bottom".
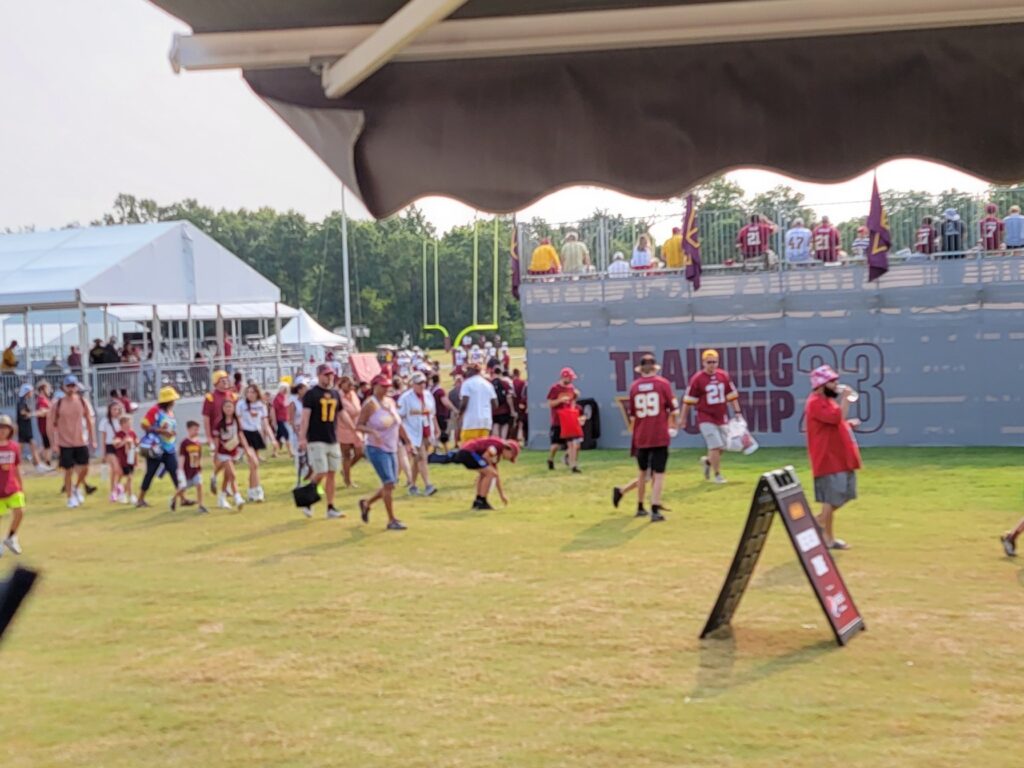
[
  {"left": 559, "top": 367, "right": 577, "bottom": 381},
  {"left": 371, "top": 374, "right": 392, "bottom": 388},
  {"left": 316, "top": 363, "right": 335, "bottom": 376}
]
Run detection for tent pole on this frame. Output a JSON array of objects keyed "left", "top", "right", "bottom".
[
  {"left": 187, "top": 305, "right": 195, "bottom": 360},
  {"left": 152, "top": 305, "right": 163, "bottom": 397},
  {"left": 215, "top": 305, "right": 225, "bottom": 370},
  {"left": 23, "top": 307, "right": 30, "bottom": 379},
  {"left": 103, "top": 305, "right": 109, "bottom": 341},
  {"left": 342, "top": 184, "right": 353, "bottom": 350},
  {"left": 58, "top": 320, "right": 65, "bottom": 364},
  {"left": 274, "top": 302, "right": 282, "bottom": 381},
  {"left": 77, "top": 298, "right": 90, "bottom": 395}
]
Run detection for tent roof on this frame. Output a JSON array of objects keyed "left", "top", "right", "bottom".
[
  {"left": 158, "top": 0, "right": 1024, "bottom": 218},
  {"left": 277, "top": 308, "right": 350, "bottom": 347},
  {"left": 0, "top": 221, "right": 281, "bottom": 313}
]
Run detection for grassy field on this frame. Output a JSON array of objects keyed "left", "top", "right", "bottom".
[{"left": 1, "top": 446, "right": 1022, "bottom": 767}]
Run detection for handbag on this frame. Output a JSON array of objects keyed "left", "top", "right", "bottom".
[
  {"left": 725, "top": 417, "right": 759, "bottom": 455},
  {"left": 291, "top": 451, "right": 321, "bottom": 507}
]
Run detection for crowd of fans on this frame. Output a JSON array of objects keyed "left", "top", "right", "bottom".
[{"left": 526, "top": 202, "right": 1024, "bottom": 278}]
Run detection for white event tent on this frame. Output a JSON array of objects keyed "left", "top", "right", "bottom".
[
  {"left": 276, "top": 309, "right": 350, "bottom": 348},
  {"left": 0, "top": 221, "right": 287, "bottom": 382}
]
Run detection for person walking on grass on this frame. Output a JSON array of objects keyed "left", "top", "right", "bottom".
[
  {"left": 113, "top": 414, "right": 138, "bottom": 505},
  {"left": 397, "top": 371, "right": 439, "bottom": 497},
  {"left": 681, "top": 349, "right": 742, "bottom": 484},
  {"left": 212, "top": 399, "right": 248, "bottom": 511},
  {"left": 201, "top": 370, "right": 238, "bottom": 497},
  {"left": 1001, "top": 516, "right": 1024, "bottom": 557},
  {"left": 805, "top": 365, "right": 861, "bottom": 550},
  {"left": 547, "top": 367, "right": 582, "bottom": 473},
  {"left": 356, "top": 374, "right": 409, "bottom": 531},
  {"left": 135, "top": 387, "right": 184, "bottom": 510},
  {"left": 98, "top": 399, "right": 125, "bottom": 503},
  {"left": 0, "top": 415, "right": 26, "bottom": 556},
  {"left": 298, "top": 364, "right": 344, "bottom": 520},
  {"left": 337, "top": 375, "right": 364, "bottom": 488},
  {"left": 612, "top": 353, "right": 679, "bottom": 522},
  {"left": 15, "top": 384, "right": 44, "bottom": 472},
  {"left": 238, "top": 384, "right": 269, "bottom": 503},
  {"left": 49, "top": 375, "right": 95, "bottom": 509},
  {"left": 176, "top": 420, "right": 208, "bottom": 514}
]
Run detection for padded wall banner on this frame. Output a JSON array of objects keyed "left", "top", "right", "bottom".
[{"left": 522, "top": 258, "right": 1024, "bottom": 448}]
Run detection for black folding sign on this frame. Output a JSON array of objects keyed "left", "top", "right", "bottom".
[{"left": 701, "top": 467, "right": 865, "bottom": 646}]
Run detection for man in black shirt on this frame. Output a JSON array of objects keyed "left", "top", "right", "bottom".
[{"left": 299, "top": 363, "right": 344, "bottom": 519}]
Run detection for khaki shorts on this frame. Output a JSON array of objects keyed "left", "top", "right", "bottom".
[
  {"left": 307, "top": 442, "right": 341, "bottom": 475},
  {"left": 699, "top": 422, "right": 729, "bottom": 451}
]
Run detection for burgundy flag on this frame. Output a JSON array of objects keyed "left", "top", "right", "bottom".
[
  {"left": 866, "top": 175, "right": 891, "bottom": 282},
  {"left": 683, "top": 193, "right": 702, "bottom": 291},
  {"left": 510, "top": 218, "right": 521, "bottom": 301}
]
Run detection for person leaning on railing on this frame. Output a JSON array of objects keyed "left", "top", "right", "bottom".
[
  {"left": 661, "top": 227, "right": 686, "bottom": 270},
  {"left": 1004, "top": 205, "right": 1024, "bottom": 252}
]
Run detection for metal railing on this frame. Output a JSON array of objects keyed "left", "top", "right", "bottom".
[{"left": 0, "top": 352, "right": 306, "bottom": 410}]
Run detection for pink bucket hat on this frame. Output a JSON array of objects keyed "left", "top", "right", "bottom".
[
  {"left": 559, "top": 367, "right": 577, "bottom": 381},
  {"left": 810, "top": 364, "right": 839, "bottom": 389}
]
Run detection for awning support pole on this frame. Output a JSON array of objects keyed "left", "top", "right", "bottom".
[
  {"left": 215, "top": 305, "right": 225, "bottom": 370},
  {"left": 187, "top": 305, "right": 195, "bottom": 360},
  {"left": 23, "top": 307, "right": 30, "bottom": 380},
  {"left": 152, "top": 305, "right": 163, "bottom": 397},
  {"left": 77, "top": 299, "right": 90, "bottom": 395},
  {"left": 274, "top": 302, "right": 282, "bottom": 381}
]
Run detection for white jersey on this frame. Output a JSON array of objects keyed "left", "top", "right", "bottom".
[
  {"left": 785, "top": 227, "right": 812, "bottom": 263},
  {"left": 454, "top": 348, "right": 467, "bottom": 366}
]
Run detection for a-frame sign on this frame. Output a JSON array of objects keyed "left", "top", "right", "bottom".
[{"left": 701, "top": 466, "right": 865, "bottom": 646}]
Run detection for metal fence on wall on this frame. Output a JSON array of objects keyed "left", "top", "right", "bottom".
[{"left": 517, "top": 188, "right": 1024, "bottom": 273}]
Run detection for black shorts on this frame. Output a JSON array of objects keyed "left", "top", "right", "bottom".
[
  {"left": 494, "top": 412, "right": 512, "bottom": 426},
  {"left": 550, "top": 424, "right": 565, "bottom": 447},
  {"left": 453, "top": 450, "right": 489, "bottom": 471},
  {"left": 40, "top": 432, "right": 50, "bottom": 450},
  {"left": 59, "top": 445, "right": 90, "bottom": 469},
  {"left": 243, "top": 430, "right": 266, "bottom": 451},
  {"left": 18, "top": 425, "right": 33, "bottom": 444},
  {"left": 636, "top": 446, "right": 669, "bottom": 474},
  {"left": 275, "top": 421, "right": 289, "bottom": 442},
  {"left": 121, "top": 463, "right": 135, "bottom": 476},
  {"left": 105, "top": 445, "right": 117, "bottom": 456}
]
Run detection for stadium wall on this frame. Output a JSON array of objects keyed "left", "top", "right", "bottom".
[{"left": 521, "top": 256, "right": 1024, "bottom": 448}]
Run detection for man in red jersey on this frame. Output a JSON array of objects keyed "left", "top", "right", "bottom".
[
  {"left": 609, "top": 353, "right": 678, "bottom": 522},
  {"left": 805, "top": 365, "right": 861, "bottom": 549},
  {"left": 736, "top": 214, "right": 776, "bottom": 267},
  {"left": 682, "top": 349, "right": 742, "bottom": 484},
  {"left": 813, "top": 215, "right": 841, "bottom": 263},
  {"left": 979, "top": 203, "right": 1004, "bottom": 253}
]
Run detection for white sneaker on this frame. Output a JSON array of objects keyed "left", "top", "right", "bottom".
[
  {"left": 35, "top": 464, "right": 48, "bottom": 474},
  {"left": 129, "top": 494, "right": 138, "bottom": 505},
  {"left": 67, "top": 496, "right": 80, "bottom": 509},
  {"left": 217, "top": 493, "right": 231, "bottom": 509},
  {"left": 326, "top": 506, "right": 344, "bottom": 519},
  {"left": 247, "top": 488, "right": 257, "bottom": 502},
  {"left": 4, "top": 534, "right": 22, "bottom": 555},
  {"left": 300, "top": 506, "right": 313, "bottom": 518},
  {"left": 256, "top": 486, "right": 265, "bottom": 502},
  {"left": 74, "top": 488, "right": 85, "bottom": 504},
  {"left": 234, "top": 492, "right": 246, "bottom": 509},
  {"left": 714, "top": 475, "right": 728, "bottom": 484}
]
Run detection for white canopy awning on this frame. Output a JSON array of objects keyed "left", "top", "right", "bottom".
[
  {"left": 277, "top": 309, "right": 350, "bottom": 347},
  {"left": 0, "top": 221, "right": 282, "bottom": 313},
  {"left": 107, "top": 302, "right": 299, "bottom": 322}
]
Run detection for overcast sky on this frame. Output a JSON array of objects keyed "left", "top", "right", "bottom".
[{"left": 1, "top": 0, "right": 994, "bottom": 241}]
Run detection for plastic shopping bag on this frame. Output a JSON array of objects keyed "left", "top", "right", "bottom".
[{"left": 725, "top": 416, "right": 759, "bottom": 455}]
